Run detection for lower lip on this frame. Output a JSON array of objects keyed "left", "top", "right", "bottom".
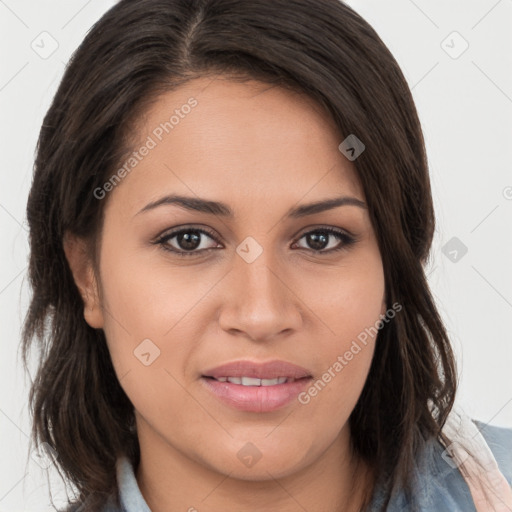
[{"left": 201, "top": 377, "right": 312, "bottom": 412}]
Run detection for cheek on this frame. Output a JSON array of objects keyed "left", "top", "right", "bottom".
[
  {"left": 98, "top": 235, "right": 211, "bottom": 342},
  {"left": 296, "top": 252, "right": 385, "bottom": 406},
  {"left": 96, "top": 233, "right": 202, "bottom": 386},
  {"left": 305, "top": 251, "right": 385, "bottom": 343},
  {"left": 96, "top": 248, "right": 200, "bottom": 427}
]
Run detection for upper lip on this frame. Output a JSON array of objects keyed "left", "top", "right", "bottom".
[{"left": 202, "top": 360, "right": 312, "bottom": 380}]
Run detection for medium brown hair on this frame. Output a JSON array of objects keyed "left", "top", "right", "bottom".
[{"left": 21, "top": 0, "right": 457, "bottom": 510}]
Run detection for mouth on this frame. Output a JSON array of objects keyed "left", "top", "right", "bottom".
[
  {"left": 202, "top": 375, "right": 309, "bottom": 386},
  {"left": 201, "top": 359, "right": 312, "bottom": 381},
  {"left": 199, "top": 359, "right": 313, "bottom": 412},
  {"left": 200, "top": 374, "right": 313, "bottom": 413}
]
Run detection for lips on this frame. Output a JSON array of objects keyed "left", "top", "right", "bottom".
[
  {"left": 201, "top": 359, "right": 312, "bottom": 380},
  {"left": 200, "top": 360, "right": 313, "bottom": 412}
]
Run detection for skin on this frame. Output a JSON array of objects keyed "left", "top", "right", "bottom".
[{"left": 64, "top": 75, "right": 386, "bottom": 512}]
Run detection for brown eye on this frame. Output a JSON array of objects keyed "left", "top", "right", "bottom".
[
  {"left": 154, "top": 225, "right": 357, "bottom": 258},
  {"left": 156, "top": 227, "right": 221, "bottom": 257},
  {"left": 294, "top": 228, "right": 356, "bottom": 253}
]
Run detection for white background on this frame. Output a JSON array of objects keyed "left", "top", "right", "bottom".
[{"left": 1, "top": 0, "right": 511, "bottom": 510}]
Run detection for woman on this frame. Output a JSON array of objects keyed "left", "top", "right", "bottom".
[{"left": 22, "top": 0, "right": 512, "bottom": 511}]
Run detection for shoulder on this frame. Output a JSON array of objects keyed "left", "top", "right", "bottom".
[
  {"left": 367, "top": 433, "right": 475, "bottom": 511},
  {"left": 473, "top": 419, "right": 512, "bottom": 485},
  {"left": 407, "top": 435, "right": 477, "bottom": 511},
  {"left": 411, "top": 418, "right": 512, "bottom": 512},
  {"left": 371, "top": 417, "right": 512, "bottom": 511}
]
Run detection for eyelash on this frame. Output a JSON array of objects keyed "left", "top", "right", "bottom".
[{"left": 153, "top": 226, "right": 358, "bottom": 258}]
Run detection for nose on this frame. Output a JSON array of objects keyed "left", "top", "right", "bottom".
[{"left": 217, "top": 249, "right": 303, "bottom": 342}]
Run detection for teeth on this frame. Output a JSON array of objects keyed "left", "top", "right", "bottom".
[
  {"left": 262, "top": 377, "right": 290, "bottom": 385},
  {"left": 214, "top": 376, "right": 294, "bottom": 386}
]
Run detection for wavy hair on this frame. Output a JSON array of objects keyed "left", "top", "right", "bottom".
[{"left": 21, "top": 0, "right": 458, "bottom": 510}]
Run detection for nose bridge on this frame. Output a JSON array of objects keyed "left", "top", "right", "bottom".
[
  {"left": 235, "top": 237, "right": 285, "bottom": 309},
  {"left": 218, "top": 236, "right": 301, "bottom": 340}
]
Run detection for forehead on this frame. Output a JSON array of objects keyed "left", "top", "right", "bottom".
[{"left": 106, "top": 76, "right": 365, "bottom": 215}]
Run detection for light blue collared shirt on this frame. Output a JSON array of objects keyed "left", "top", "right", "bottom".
[{"left": 67, "top": 420, "right": 512, "bottom": 511}]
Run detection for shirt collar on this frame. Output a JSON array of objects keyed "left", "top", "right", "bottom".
[{"left": 115, "top": 456, "right": 152, "bottom": 512}]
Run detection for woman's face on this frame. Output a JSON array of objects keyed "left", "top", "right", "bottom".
[{"left": 82, "top": 76, "right": 386, "bottom": 480}]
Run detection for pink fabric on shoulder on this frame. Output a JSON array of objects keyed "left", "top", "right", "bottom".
[{"left": 440, "top": 406, "right": 512, "bottom": 512}]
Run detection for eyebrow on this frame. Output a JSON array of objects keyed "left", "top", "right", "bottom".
[{"left": 135, "top": 194, "right": 367, "bottom": 218}]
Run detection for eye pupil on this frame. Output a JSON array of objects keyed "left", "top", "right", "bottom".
[
  {"left": 177, "top": 231, "right": 201, "bottom": 251},
  {"left": 307, "top": 232, "right": 329, "bottom": 251}
]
